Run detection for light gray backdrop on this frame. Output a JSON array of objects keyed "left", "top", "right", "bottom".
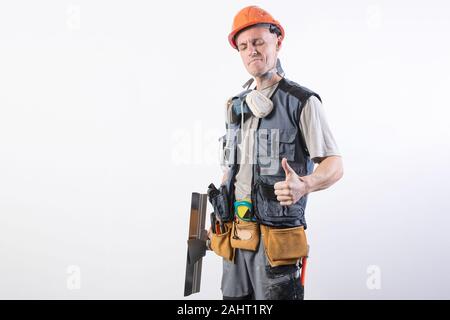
[{"left": 0, "top": 0, "right": 449, "bottom": 299}]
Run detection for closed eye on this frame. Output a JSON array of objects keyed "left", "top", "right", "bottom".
[
  {"left": 254, "top": 39, "right": 264, "bottom": 46},
  {"left": 238, "top": 44, "right": 247, "bottom": 51}
]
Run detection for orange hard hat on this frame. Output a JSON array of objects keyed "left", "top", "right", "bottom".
[{"left": 228, "top": 6, "right": 285, "bottom": 49}]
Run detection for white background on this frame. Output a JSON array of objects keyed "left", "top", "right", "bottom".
[{"left": 0, "top": 0, "right": 449, "bottom": 299}]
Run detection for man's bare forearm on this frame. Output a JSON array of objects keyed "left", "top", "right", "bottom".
[{"left": 301, "top": 156, "right": 343, "bottom": 194}]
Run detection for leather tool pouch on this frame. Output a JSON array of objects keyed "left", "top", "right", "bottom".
[
  {"left": 230, "top": 220, "right": 260, "bottom": 251},
  {"left": 210, "top": 221, "right": 234, "bottom": 262},
  {"left": 260, "top": 224, "right": 308, "bottom": 267}
]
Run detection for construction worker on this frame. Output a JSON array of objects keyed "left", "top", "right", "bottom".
[{"left": 208, "top": 6, "right": 343, "bottom": 300}]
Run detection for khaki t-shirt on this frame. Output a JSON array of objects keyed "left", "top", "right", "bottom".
[{"left": 226, "top": 81, "right": 341, "bottom": 200}]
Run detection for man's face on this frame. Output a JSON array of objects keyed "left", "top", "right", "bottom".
[{"left": 235, "top": 26, "right": 281, "bottom": 78}]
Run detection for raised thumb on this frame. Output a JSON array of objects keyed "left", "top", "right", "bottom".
[{"left": 281, "top": 158, "right": 294, "bottom": 178}]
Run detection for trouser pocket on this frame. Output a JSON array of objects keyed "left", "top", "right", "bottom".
[
  {"left": 266, "top": 266, "right": 304, "bottom": 300},
  {"left": 230, "top": 220, "right": 260, "bottom": 251},
  {"left": 260, "top": 224, "right": 308, "bottom": 267},
  {"left": 211, "top": 222, "right": 234, "bottom": 262}
]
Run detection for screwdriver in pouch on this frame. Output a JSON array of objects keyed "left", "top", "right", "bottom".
[
  {"left": 210, "top": 212, "right": 217, "bottom": 234},
  {"left": 215, "top": 213, "right": 226, "bottom": 234}
]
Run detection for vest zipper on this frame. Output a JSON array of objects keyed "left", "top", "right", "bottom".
[{"left": 251, "top": 117, "right": 262, "bottom": 221}]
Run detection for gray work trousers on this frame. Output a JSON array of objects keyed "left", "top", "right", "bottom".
[{"left": 221, "top": 234, "right": 304, "bottom": 300}]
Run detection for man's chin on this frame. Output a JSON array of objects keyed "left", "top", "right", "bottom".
[{"left": 247, "top": 69, "right": 265, "bottom": 78}]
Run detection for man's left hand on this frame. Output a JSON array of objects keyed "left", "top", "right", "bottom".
[{"left": 274, "top": 158, "right": 308, "bottom": 206}]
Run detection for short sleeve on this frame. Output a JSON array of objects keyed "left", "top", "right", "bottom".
[
  {"left": 225, "top": 97, "right": 233, "bottom": 126},
  {"left": 299, "top": 95, "right": 341, "bottom": 163}
]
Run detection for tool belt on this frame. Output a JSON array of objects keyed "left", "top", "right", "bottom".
[
  {"left": 210, "top": 198, "right": 259, "bottom": 261},
  {"left": 209, "top": 198, "right": 308, "bottom": 266}
]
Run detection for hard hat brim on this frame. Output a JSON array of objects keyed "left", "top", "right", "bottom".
[{"left": 228, "top": 21, "right": 285, "bottom": 49}]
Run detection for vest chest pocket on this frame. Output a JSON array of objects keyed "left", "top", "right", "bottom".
[
  {"left": 257, "top": 128, "right": 297, "bottom": 160},
  {"left": 278, "top": 129, "right": 297, "bottom": 161},
  {"left": 257, "top": 128, "right": 297, "bottom": 176}
]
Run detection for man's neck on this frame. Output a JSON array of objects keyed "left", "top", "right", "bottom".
[{"left": 255, "top": 70, "right": 282, "bottom": 91}]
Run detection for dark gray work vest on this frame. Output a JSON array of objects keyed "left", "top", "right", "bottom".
[{"left": 223, "top": 77, "right": 321, "bottom": 228}]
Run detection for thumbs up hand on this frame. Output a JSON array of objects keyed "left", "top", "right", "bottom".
[{"left": 274, "top": 158, "right": 308, "bottom": 206}]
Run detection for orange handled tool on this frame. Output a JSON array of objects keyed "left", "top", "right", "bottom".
[
  {"left": 300, "top": 245, "right": 310, "bottom": 287},
  {"left": 300, "top": 256, "right": 308, "bottom": 286},
  {"left": 215, "top": 221, "right": 221, "bottom": 235}
]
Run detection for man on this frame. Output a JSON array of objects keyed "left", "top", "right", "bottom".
[{"left": 208, "top": 6, "right": 343, "bottom": 300}]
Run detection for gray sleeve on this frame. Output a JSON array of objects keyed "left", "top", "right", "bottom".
[{"left": 299, "top": 95, "right": 341, "bottom": 163}]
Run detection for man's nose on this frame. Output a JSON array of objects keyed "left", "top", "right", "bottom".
[{"left": 247, "top": 44, "right": 258, "bottom": 56}]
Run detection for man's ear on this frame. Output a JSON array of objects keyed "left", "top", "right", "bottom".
[{"left": 276, "top": 36, "right": 282, "bottom": 51}]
